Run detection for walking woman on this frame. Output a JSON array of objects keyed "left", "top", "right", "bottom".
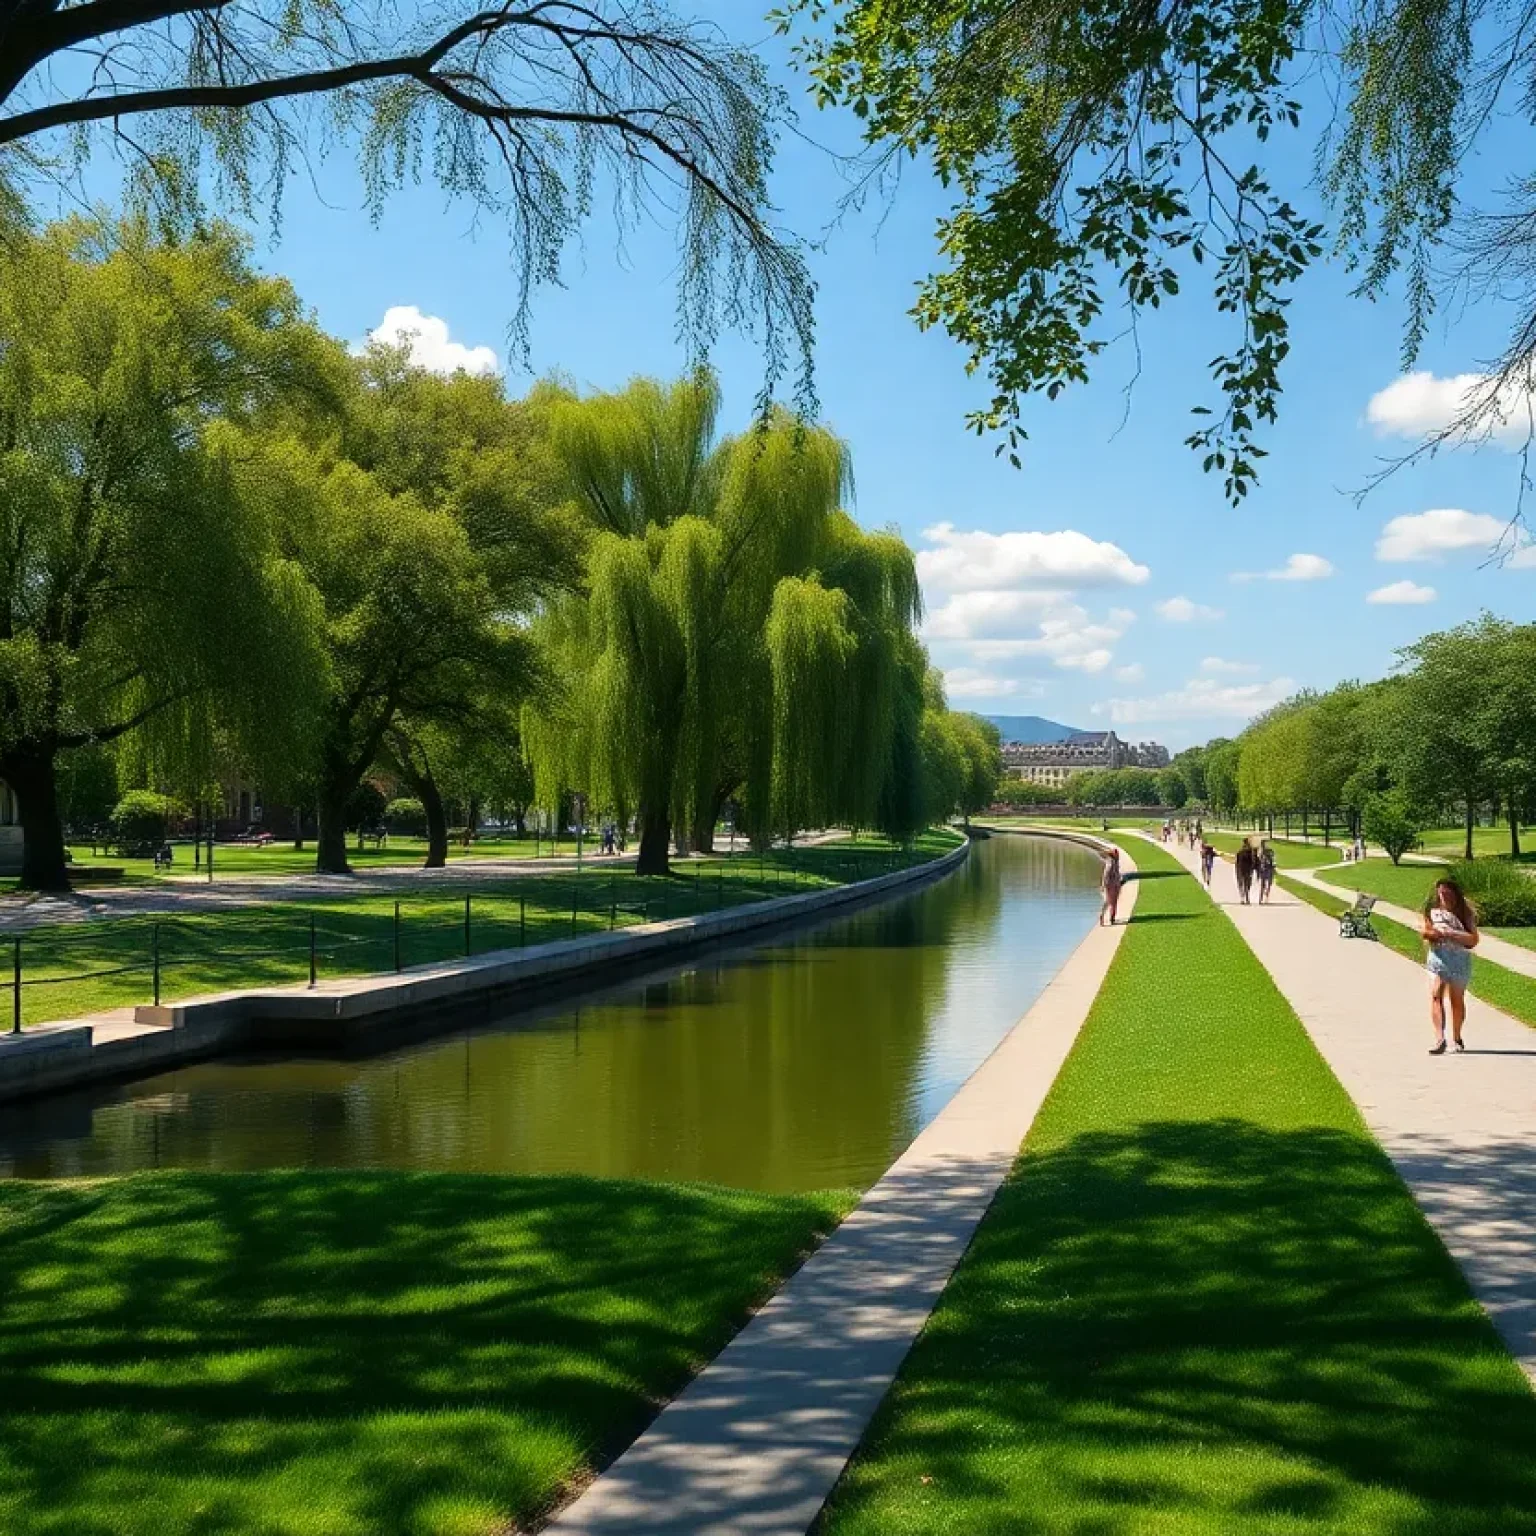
[
  {"left": 1257, "top": 843, "right": 1276, "bottom": 904},
  {"left": 1200, "top": 840, "right": 1216, "bottom": 887},
  {"left": 1099, "top": 846, "right": 1124, "bottom": 926},
  {"left": 1234, "top": 841, "right": 1255, "bottom": 904},
  {"left": 1422, "top": 878, "right": 1479, "bottom": 1054}
]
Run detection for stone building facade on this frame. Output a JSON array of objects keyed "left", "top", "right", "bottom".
[{"left": 1002, "top": 730, "right": 1170, "bottom": 789}]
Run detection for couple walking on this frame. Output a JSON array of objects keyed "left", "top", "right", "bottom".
[{"left": 1233, "top": 839, "right": 1275, "bottom": 904}]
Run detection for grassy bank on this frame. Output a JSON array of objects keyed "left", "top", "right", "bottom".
[
  {"left": 1317, "top": 858, "right": 1452, "bottom": 908},
  {"left": 0, "top": 1170, "right": 853, "bottom": 1536},
  {"left": 7, "top": 832, "right": 958, "bottom": 1028},
  {"left": 819, "top": 838, "right": 1536, "bottom": 1535},
  {"left": 1277, "top": 873, "right": 1536, "bottom": 1032}
]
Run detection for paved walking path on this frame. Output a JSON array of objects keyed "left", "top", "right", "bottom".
[
  {"left": 1149, "top": 833, "right": 1536, "bottom": 1383},
  {"left": 1282, "top": 863, "right": 1536, "bottom": 980},
  {"left": 0, "top": 832, "right": 854, "bottom": 936},
  {"left": 546, "top": 836, "right": 1136, "bottom": 1535}
]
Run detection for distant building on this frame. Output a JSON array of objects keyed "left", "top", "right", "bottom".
[
  {"left": 0, "top": 779, "right": 20, "bottom": 875},
  {"left": 1002, "top": 730, "right": 1169, "bottom": 788}
]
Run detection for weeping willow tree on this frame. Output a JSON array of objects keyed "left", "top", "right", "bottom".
[{"left": 523, "top": 372, "right": 926, "bottom": 874}]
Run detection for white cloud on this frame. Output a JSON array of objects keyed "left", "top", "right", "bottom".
[
  {"left": 1200, "top": 656, "right": 1259, "bottom": 676},
  {"left": 1093, "top": 675, "right": 1296, "bottom": 727},
  {"left": 1511, "top": 542, "right": 1536, "bottom": 569},
  {"left": 1232, "top": 553, "right": 1334, "bottom": 583},
  {"left": 1367, "top": 580, "right": 1437, "bottom": 605},
  {"left": 916, "top": 524, "right": 1150, "bottom": 593},
  {"left": 1114, "top": 663, "right": 1145, "bottom": 682},
  {"left": 942, "top": 667, "right": 1041, "bottom": 700},
  {"left": 954, "top": 606, "right": 1131, "bottom": 675},
  {"left": 1375, "top": 508, "right": 1507, "bottom": 563},
  {"left": 1155, "top": 596, "right": 1224, "bottom": 623},
  {"left": 923, "top": 589, "right": 1061, "bottom": 641},
  {"left": 1366, "top": 370, "right": 1535, "bottom": 449},
  {"left": 358, "top": 305, "right": 499, "bottom": 376}
]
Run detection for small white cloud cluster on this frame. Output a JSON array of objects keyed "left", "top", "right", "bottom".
[
  {"left": 1154, "top": 596, "right": 1224, "bottom": 623},
  {"left": 357, "top": 305, "right": 499, "bottom": 376},
  {"left": 1092, "top": 674, "right": 1296, "bottom": 727},
  {"left": 922, "top": 522, "right": 1149, "bottom": 705},
  {"left": 1366, "top": 370, "right": 1535, "bottom": 450},
  {"left": 1231, "top": 553, "right": 1334, "bottom": 583}
]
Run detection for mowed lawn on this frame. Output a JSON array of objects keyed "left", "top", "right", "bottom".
[
  {"left": 8, "top": 834, "right": 953, "bottom": 1028},
  {"left": 818, "top": 839, "right": 1536, "bottom": 1536},
  {"left": 0, "top": 1171, "right": 853, "bottom": 1536},
  {"left": 1317, "top": 858, "right": 1452, "bottom": 908}
]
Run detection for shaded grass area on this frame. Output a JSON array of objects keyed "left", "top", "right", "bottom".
[
  {"left": 8, "top": 832, "right": 957, "bottom": 1028},
  {"left": 0, "top": 1170, "right": 853, "bottom": 1536},
  {"left": 1203, "top": 831, "right": 1342, "bottom": 869},
  {"left": 1417, "top": 826, "right": 1536, "bottom": 862},
  {"left": 1276, "top": 873, "right": 1536, "bottom": 1033},
  {"left": 819, "top": 838, "right": 1536, "bottom": 1536}
]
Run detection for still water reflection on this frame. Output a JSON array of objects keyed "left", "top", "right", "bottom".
[{"left": 0, "top": 835, "right": 1102, "bottom": 1191}]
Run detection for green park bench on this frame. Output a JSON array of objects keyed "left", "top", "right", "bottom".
[{"left": 1339, "top": 892, "right": 1379, "bottom": 941}]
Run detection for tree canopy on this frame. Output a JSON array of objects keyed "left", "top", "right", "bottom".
[{"left": 778, "top": 0, "right": 1536, "bottom": 503}]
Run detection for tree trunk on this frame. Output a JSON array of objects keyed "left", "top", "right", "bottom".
[
  {"left": 316, "top": 769, "right": 353, "bottom": 875},
  {"left": 1465, "top": 798, "right": 1475, "bottom": 862},
  {"left": 293, "top": 806, "right": 305, "bottom": 851},
  {"left": 637, "top": 805, "right": 671, "bottom": 875},
  {"left": 420, "top": 768, "right": 449, "bottom": 869},
  {"left": 1510, "top": 798, "right": 1522, "bottom": 860},
  {"left": 1, "top": 745, "right": 71, "bottom": 892},
  {"left": 1323, "top": 807, "right": 1331, "bottom": 845}
]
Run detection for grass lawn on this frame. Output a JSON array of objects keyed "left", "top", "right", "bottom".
[
  {"left": 1417, "top": 825, "right": 1536, "bottom": 861},
  {"left": 1316, "top": 858, "right": 1453, "bottom": 909},
  {"left": 0, "top": 1170, "right": 853, "bottom": 1536},
  {"left": 1276, "top": 874, "right": 1536, "bottom": 1033},
  {"left": 9, "top": 832, "right": 958, "bottom": 1029},
  {"left": 818, "top": 838, "right": 1536, "bottom": 1536},
  {"left": 1203, "top": 831, "right": 1343, "bottom": 869}
]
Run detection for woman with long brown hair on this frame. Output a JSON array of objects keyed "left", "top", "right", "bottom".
[{"left": 1422, "top": 877, "right": 1479, "bottom": 1054}]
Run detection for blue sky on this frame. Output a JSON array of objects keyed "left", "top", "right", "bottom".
[{"left": 62, "top": 6, "right": 1536, "bottom": 749}]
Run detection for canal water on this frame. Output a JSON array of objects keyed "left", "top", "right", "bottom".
[{"left": 0, "top": 835, "right": 1103, "bottom": 1190}]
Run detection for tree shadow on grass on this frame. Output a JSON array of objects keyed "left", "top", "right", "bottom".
[
  {"left": 819, "top": 1120, "right": 1536, "bottom": 1536},
  {"left": 0, "top": 1171, "right": 846, "bottom": 1536}
]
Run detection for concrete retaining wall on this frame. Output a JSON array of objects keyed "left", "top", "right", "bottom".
[{"left": 0, "top": 839, "right": 969, "bottom": 1105}]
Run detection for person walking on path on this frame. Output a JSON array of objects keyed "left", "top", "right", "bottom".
[
  {"left": 1422, "top": 877, "right": 1480, "bottom": 1054},
  {"left": 1099, "top": 847, "right": 1124, "bottom": 926},
  {"left": 1234, "top": 841, "right": 1256, "bottom": 904},
  {"left": 1200, "top": 840, "right": 1216, "bottom": 887},
  {"left": 1257, "top": 843, "right": 1276, "bottom": 904}
]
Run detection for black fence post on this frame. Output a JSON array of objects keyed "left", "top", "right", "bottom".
[
  {"left": 519, "top": 895, "right": 526, "bottom": 947},
  {"left": 11, "top": 936, "right": 19, "bottom": 1034},
  {"left": 464, "top": 894, "right": 472, "bottom": 957},
  {"left": 393, "top": 900, "right": 402, "bottom": 972},
  {"left": 570, "top": 884, "right": 579, "bottom": 937},
  {"left": 152, "top": 923, "right": 161, "bottom": 1007},
  {"left": 609, "top": 876, "right": 616, "bottom": 930},
  {"left": 308, "top": 915, "right": 317, "bottom": 988}
]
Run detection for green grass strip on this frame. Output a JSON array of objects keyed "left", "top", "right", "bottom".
[
  {"left": 0, "top": 1171, "right": 853, "bottom": 1536},
  {"left": 6, "top": 832, "right": 959, "bottom": 1028},
  {"left": 819, "top": 838, "right": 1536, "bottom": 1536},
  {"left": 1276, "top": 873, "right": 1536, "bottom": 1033},
  {"left": 1203, "top": 831, "right": 1342, "bottom": 868}
]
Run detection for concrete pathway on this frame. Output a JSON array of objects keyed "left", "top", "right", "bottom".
[
  {"left": 1148, "top": 833, "right": 1536, "bottom": 1383},
  {"left": 545, "top": 836, "right": 1136, "bottom": 1535},
  {"left": 1282, "top": 863, "right": 1536, "bottom": 981},
  {"left": 0, "top": 833, "right": 855, "bottom": 936}
]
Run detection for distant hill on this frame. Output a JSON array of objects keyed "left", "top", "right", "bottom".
[{"left": 980, "top": 714, "right": 1082, "bottom": 744}]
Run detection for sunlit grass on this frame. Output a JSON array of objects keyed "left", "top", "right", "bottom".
[
  {"left": 9, "top": 832, "right": 960, "bottom": 1028},
  {"left": 819, "top": 838, "right": 1536, "bottom": 1536}
]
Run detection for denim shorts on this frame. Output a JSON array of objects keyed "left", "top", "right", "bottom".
[{"left": 1427, "top": 943, "right": 1472, "bottom": 988}]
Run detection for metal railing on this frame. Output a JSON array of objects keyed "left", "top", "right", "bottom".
[{"left": 8, "top": 842, "right": 936, "bottom": 1033}]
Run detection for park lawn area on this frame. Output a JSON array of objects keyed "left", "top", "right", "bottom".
[
  {"left": 10, "top": 835, "right": 953, "bottom": 1028},
  {"left": 1276, "top": 874, "right": 1536, "bottom": 1032},
  {"left": 1316, "top": 857, "right": 1452, "bottom": 908},
  {"left": 1203, "top": 831, "right": 1343, "bottom": 868},
  {"left": 0, "top": 1170, "right": 853, "bottom": 1536},
  {"left": 1416, "top": 825, "right": 1536, "bottom": 861},
  {"left": 818, "top": 838, "right": 1536, "bottom": 1536}
]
